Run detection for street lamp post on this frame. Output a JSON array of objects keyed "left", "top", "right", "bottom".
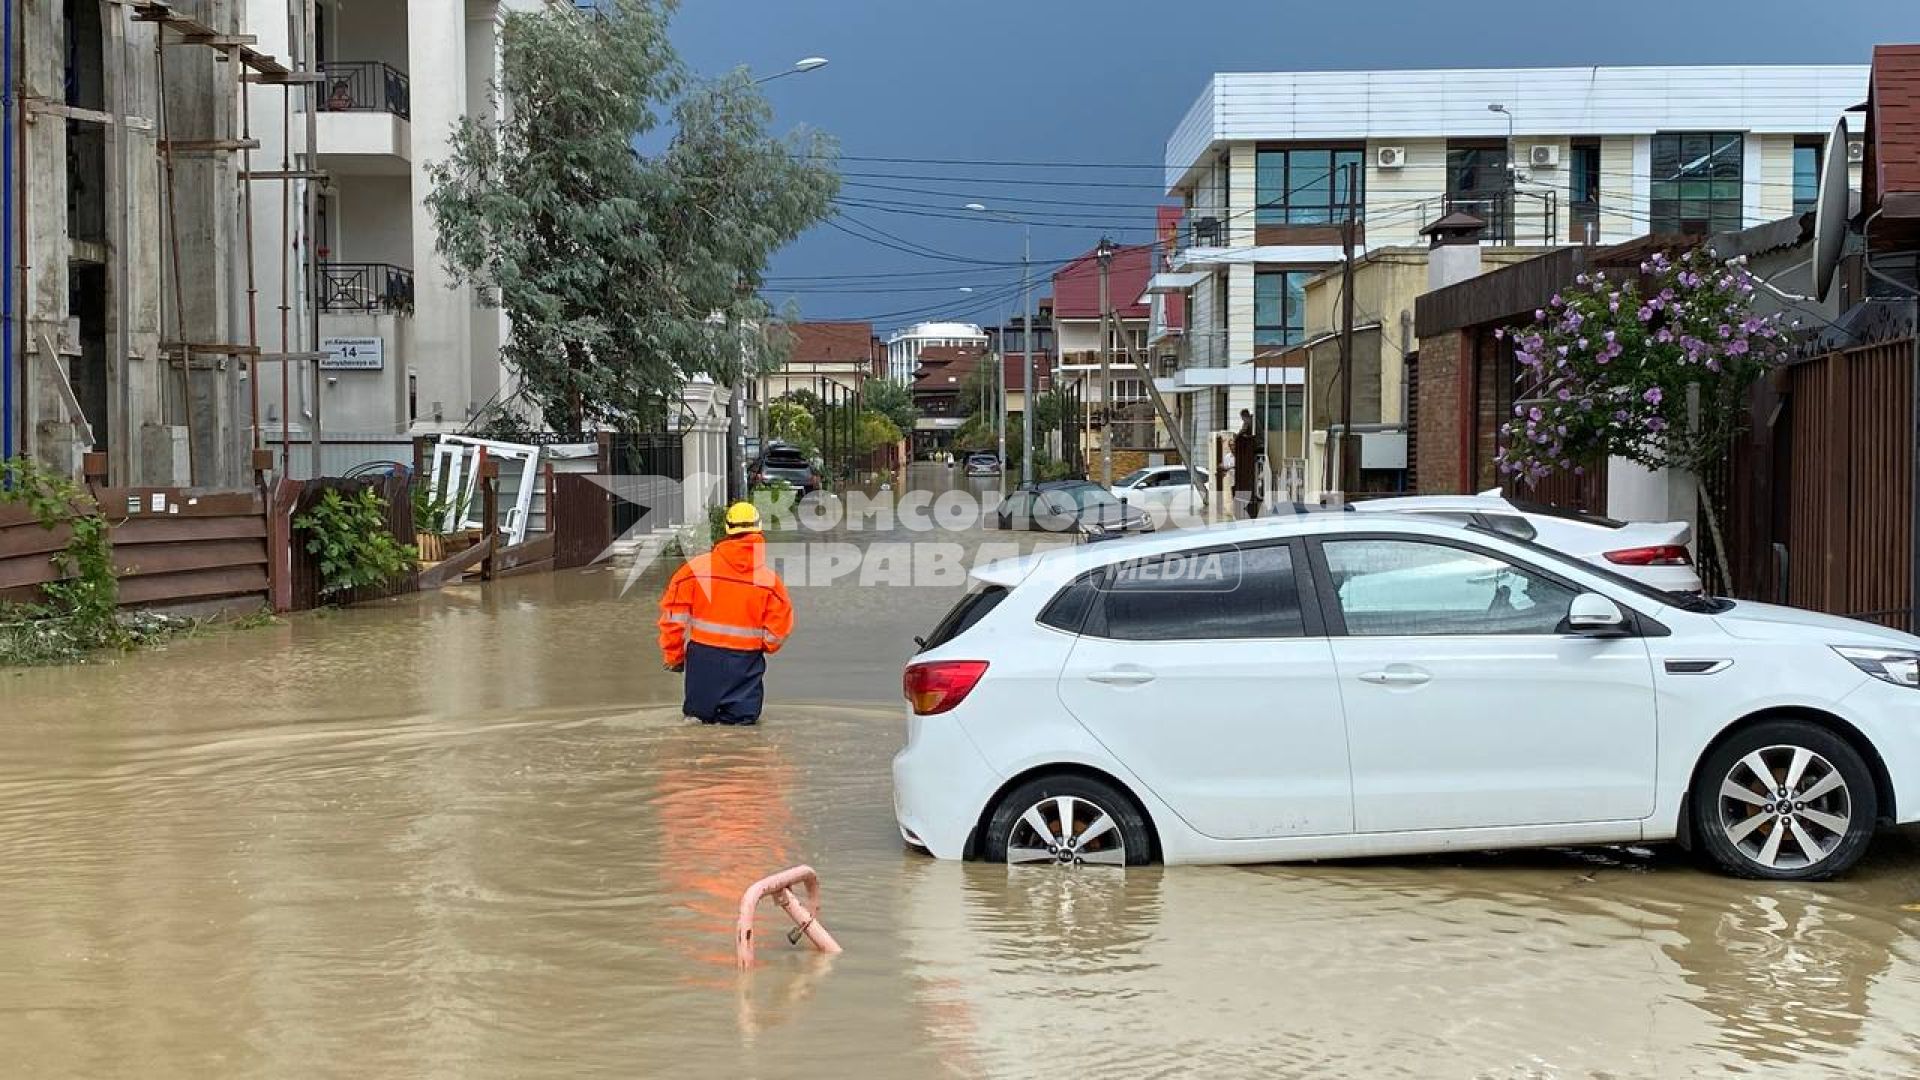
[
  {"left": 754, "top": 56, "right": 829, "bottom": 84},
  {"left": 1488, "top": 102, "right": 1515, "bottom": 242},
  {"left": 965, "top": 203, "right": 1032, "bottom": 490},
  {"left": 728, "top": 56, "right": 828, "bottom": 500}
]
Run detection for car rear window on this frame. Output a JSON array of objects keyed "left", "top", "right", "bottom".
[
  {"left": 919, "top": 585, "right": 1009, "bottom": 652},
  {"left": 765, "top": 451, "right": 809, "bottom": 466}
]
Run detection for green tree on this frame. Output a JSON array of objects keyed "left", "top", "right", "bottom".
[
  {"left": 860, "top": 378, "right": 918, "bottom": 435},
  {"left": 853, "top": 410, "right": 904, "bottom": 456},
  {"left": 1494, "top": 248, "right": 1791, "bottom": 591},
  {"left": 426, "top": 0, "right": 838, "bottom": 432},
  {"left": 764, "top": 400, "right": 816, "bottom": 451}
]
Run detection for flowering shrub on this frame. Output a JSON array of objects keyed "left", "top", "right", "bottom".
[{"left": 1493, "top": 248, "right": 1792, "bottom": 488}]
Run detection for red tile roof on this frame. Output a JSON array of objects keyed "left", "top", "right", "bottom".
[
  {"left": 781, "top": 321, "right": 881, "bottom": 365},
  {"left": 1050, "top": 244, "right": 1151, "bottom": 320},
  {"left": 910, "top": 346, "right": 1052, "bottom": 394},
  {"left": 1868, "top": 44, "right": 1920, "bottom": 212}
]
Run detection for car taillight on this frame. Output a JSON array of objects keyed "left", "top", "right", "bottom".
[
  {"left": 1604, "top": 545, "right": 1693, "bottom": 567},
  {"left": 903, "top": 660, "right": 989, "bottom": 716}
]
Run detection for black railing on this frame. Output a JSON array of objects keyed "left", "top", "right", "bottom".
[
  {"left": 318, "top": 263, "right": 415, "bottom": 315},
  {"left": 318, "top": 60, "right": 411, "bottom": 120}
]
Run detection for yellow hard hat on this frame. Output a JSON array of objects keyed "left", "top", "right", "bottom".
[{"left": 724, "top": 501, "right": 762, "bottom": 535}]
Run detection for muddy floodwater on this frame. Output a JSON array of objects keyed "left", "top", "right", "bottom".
[{"left": 6, "top": 468, "right": 1920, "bottom": 1078}]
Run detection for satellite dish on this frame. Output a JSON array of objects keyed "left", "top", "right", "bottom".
[{"left": 1811, "top": 116, "right": 1851, "bottom": 303}]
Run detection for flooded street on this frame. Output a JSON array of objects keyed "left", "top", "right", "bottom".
[{"left": 6, "top": 468, "right": 1920, "bottom": 1078}]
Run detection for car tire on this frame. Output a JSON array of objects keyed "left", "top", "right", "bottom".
[
  {"left": 1692, "top": 719, "right": 1878, "bottom": 881},
  {"left": 981, "top": 774, "right": 1153, "bottom": 867}
]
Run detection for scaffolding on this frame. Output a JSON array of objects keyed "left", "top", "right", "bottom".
[{"left": 7, "top": 0, "right": 326, "bottom": 484}]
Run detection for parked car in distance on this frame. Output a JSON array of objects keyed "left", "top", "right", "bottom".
[
  {"left": 750, "top": 443, "right": 822, "bottom": 494},
  {"left": 895, "top": 512, "right": 1920, "bottom": 880},
  {"left": 996, "top": 480, "right": 1155, "bottom": 538},
  {"left": 1350, "top": 490, "right": 1702, "bottom": 594},
  {"left": 1110, "top": 465, "right": 1205, "bottom": 523},
  {"left": 965, "top": 453, "right": 1002, "bottom": 477}
]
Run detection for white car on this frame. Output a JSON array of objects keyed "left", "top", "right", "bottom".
[
  {"left": 1110, "top": 465, "right": 1205, "bottom": 522},
  {"left": 1351, "top": 490, "right": 1703, "bottom": 594},
  {"left": 894, "top": 513, "right": 1920, "bottom": 880}
]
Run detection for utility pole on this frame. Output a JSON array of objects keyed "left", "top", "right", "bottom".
[
  {"left": 1019, "top": 225, "right": 1034, "bottom": 488},
  {"left": 1096, "top": 236, "right": 1114, "bottom": 487},
  {"left": 303, "top": 0, "right": 322, "bottom": 479},
  {"left": 995, "top": 344, "right": 1007, "bottom": 493},
  {"left": 1337, "top": 160, "right": 1358, "bottom": 498}
]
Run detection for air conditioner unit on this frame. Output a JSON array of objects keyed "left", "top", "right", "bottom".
[
  {"left": 1375, "top": 146, "right": 1405, "bottom": 169},
  {"left": 1529, "top": 144, "right": 1560, "bottom": 168},
  {"left": 1846, "top": 138, "right": 1865, "bottom": 163}
]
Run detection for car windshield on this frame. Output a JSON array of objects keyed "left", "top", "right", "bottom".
[
  {"left": 1467, "top": 524, "right": 1729, "bottom": 613},
  {"left": 1053, "top": 483, "right": 1119, "bottom": 510},
  {"left": 1115, "top": 468, "right": 1151, "bottom": 488}
]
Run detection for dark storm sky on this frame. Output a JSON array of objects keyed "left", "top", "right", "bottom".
[{"left": 665, "top": 0, "right": 1920, "bottom": 331}]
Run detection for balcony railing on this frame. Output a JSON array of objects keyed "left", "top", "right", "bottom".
[
  {"left": 318, "top": 263, "right": 415, "bottom": 315},
  {"left": 318, "top": 61, "right": 411, "bottom": 121}
]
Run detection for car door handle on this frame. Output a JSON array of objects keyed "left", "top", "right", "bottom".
[
  {"left": 1358, "top": 668, "right": 1431, "bottom": 686},
  {"left": 1087, "top": 669, "right": 1156, "bottom": 686}
]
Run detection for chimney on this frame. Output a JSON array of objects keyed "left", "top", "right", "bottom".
[{"left": 1421, "top": 211, "right": 1487, "bottom": 293}]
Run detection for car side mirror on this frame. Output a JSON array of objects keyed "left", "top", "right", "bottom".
[{"left": 1566, "top": 592, "right": 1629, "bottom": 637}]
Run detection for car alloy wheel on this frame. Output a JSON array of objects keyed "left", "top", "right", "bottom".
[
  {"left": 1006, "top": 793, "right": 1127, "bottom": 866},
  {"left": 1717, "top": 744, "right": 1852, "bottom": 872}
]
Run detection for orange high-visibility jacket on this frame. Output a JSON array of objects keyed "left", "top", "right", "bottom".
[{"left": 657, "top": 531, "right": 794, "bottom": 667}]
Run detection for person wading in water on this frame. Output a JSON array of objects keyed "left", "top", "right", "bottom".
[{"left": 657, "top": 502, "right": 794, "bottom": 726}]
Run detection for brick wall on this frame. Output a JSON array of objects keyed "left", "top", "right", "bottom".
[{"left": 1415, "top": 331, "right": 1465, "bottom": 493}]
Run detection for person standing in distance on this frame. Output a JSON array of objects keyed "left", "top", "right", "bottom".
[{"left": 657, "top": 502, "right": 793, "bottom": 726}]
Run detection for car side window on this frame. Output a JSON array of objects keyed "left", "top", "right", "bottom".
[
  {"left": 1038, "top": 572, "right": 1101, "bottom": 633},
  {"left": 1087, "top": 544, "right": 1304, "bottom": 641},
  {"left": 1322, "top": 539, "right": 1577, "bottom": 637}
]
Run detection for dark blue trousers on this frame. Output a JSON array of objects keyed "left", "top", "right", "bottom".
[{"left": 683, "top": 640, "right": 766, "bottom": 726}]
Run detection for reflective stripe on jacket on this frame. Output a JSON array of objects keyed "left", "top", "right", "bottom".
[{"left": 658, "top": 532, "right": 794, "bottom": 666}]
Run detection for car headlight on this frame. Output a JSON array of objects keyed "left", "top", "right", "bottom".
[{"left": 1834, "top": 646, "right": 1920, "bottom": 689}]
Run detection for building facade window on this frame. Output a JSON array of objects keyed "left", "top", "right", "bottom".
[
  {"left": 1255, "top": 147, "right": 1364, "bottom": 224},
  {"left": 1446, "top": 141, "right": 1511, "bottom": 240},
  {"left": 1650, "top": 132, "right": 1744, "bottom": 235},
  {"left": 1793, "top": 138, "right": 1821, "bottom": 216},
  {"left": 1254, "top": 270, "right": 1309, "bottom": 349},
  {"left": 1569, "top": 140, "right": 1601, "bottom": 241}
]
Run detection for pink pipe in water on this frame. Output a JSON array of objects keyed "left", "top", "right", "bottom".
[{"left": 736, "top": 865, "right": 842, "bottom": 969}]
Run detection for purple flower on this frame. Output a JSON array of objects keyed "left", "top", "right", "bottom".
[
  {"left": 1638, "top": 305, "right": 1655, "bottom": 322},
  {"left": 1609, "top": 298, "right": 1621, "bottom": 313},
  {"left": 1648, "top": 416, "right": 1668, "bottom": 432},
  {"left": 1613, "top": 410, "right": 1631, "bottom": 423},
  {"left": 1728, "top": 338, "right": 1749, "bottom": 356},
  {"left": 1528, "top": 407, "right": 1544, "bottom": 422},
  {"left": 1535, "top": 309, "right": 1546, "bottom": 320},
  {"left": 1705, "top": 358, "right": 1723, "bottom": 372},
  {"left": 1494, "top": 327, "right": 1506, "bottom": 340},
  {"left": 1643, "top": 386, "right": 1664, "bottom": 405},
  {"left": 1654, "top": 327, "right": 1674, "bottom": 344},
  {"left": 1718, "top": 323, "right": 1733, "bottom": 339},
  {"left": 1557, "top": 387, "right": 1572, "bottom": 401},
  {"left": 1573, "top": 465, "right": 1586, "bottom": 476}
]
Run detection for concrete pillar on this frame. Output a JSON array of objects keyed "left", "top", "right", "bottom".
[
  {"left": 1607, "top": 458, "right": 1698, "bottom": 533},
  {"left": 409, "top": 0, "right": 472, "bottom": 430}
]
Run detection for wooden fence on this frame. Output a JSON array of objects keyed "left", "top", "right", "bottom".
[
  {"left": 1709, "top": 335, "right": 1917, "bottom": 632},
  {"left": 277, "top": 475, "right": 418, "bottom": 611},
  {"left": 1, "top": 487, "right": 271, "bottom": 613}
]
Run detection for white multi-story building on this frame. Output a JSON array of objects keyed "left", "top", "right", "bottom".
[
  {"left": 884, "top": 322, "right": 988, "bottom": 384},
  {"left": 1160, "top": 64, "right": 1868, "bottom": 449},
  {"left": 247, "top": 0, "right": 540, "bottom": 444}
]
